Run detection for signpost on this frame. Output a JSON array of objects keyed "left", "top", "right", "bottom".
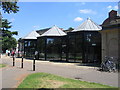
[{"left": 92, "top": 43, "right": 96, "bottom": 46}]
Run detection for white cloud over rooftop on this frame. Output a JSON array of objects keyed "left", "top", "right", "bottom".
[
  {"left": 79, "top": 9, "right": 96, "bottom": 14},
  {"left": 74, "top": 17, "right": 83, "bottom": 22},
  {"left": 107, "top": 5, "right": 118, "bottom": 10}
]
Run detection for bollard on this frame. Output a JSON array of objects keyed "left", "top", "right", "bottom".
[
  {"left": 13, "top": 56, "right": 15, "bottom": 66},
  {"left": 33, "top": 58, "right": 35, "bottom": 71},
  {"left": 21, "top": 57, "right": 23, "bottom": 68}
]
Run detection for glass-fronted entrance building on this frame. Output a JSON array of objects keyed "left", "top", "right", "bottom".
[
  {"left": 67, "top": 31, "right": 101, "bottom": 63},
  {"left": 21, "top": 31, "right": 40, "bottom": 58},
  {"left": 37, "top": 25, "right": 67, "bottom": 61},
  {"left": 67, "top": 18, "right": 102, "bottom": 63},
  {"left": 19, "top": 18, "right": 102, "bottom": 64}
]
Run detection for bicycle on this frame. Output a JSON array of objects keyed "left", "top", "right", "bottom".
[{"left": 100, "top": 56, "right": 117, "bottom": 72}]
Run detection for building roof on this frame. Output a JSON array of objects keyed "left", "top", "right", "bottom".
[
  {"left": 72, "top": 18, "right": 102, "bottom": 32},
  {"left": 64, "top": 27, "right": 74, "bottom": 33},
  {"left": 102, "top": 10, "right": 120, "bottom": 28},
  {"left": 22, "top": 30, "right": 40, "bottom": 39},
  {"left": 36, "top": 28, "right": 50, "bottom": 35},
  {"left": 41, "top": 25, "right": 67, "bottom": 37}
]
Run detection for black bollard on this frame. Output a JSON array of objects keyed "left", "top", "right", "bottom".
[
  {"left": 33, "top": 58, "right": 35, "bottom": 71},
  {"left": 21, "top": 57, "right": 23, "bottom": 68},
  {"left": 13, "top": 56, "right": 15, "bottom": 66}
]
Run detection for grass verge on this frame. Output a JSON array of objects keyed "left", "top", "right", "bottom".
[
  {"left": 18, "top": 72, "right": 116, "bottom": 88},
  {"left": 0, "top": 64, "right": 6, "bottom": 68}
]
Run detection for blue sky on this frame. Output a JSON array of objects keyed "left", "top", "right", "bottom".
[{"left": 2, "top": 2, "right": 119, "bottom": 40}]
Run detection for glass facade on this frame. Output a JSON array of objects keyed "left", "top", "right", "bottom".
[
  {"left": 67, "top": 32, "right": 83, "bottom": 62},
  {"left": 67, "top": 31, "right": 101, "bottom": 63},
  {"left": 84, "top": 32, "right": 101, "bottom": 63},
  {"left": 37, "top": 36, "right": 67, "bottom": 61},
  {"left": 46, "top": 37, "right": 61, "bottom": 60},
  {"left": 24, "top": 40, "right": 37, "bottom": 58},
  {"left": 37, "top": 37, "right": 45, "bottom": 60},
  {"left": 23, "top": 31, "right": 101, "bottom": 64}
]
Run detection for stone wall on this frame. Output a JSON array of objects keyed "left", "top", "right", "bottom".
[{"left": 101, "top": 29, "right": 118, "bottom": 61}]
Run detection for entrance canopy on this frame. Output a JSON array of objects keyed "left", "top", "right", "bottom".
[
  {"left": 41, "top": 25, "right": 67, "bottom": 37},
  {"left": 72, "top": 18, "right": 102, "bottom": 32}
]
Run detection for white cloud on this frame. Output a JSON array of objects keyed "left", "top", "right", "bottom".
[
  {"left": 10, "top": 18, "right": 15, "bottom": 22},
  {"left": 107, "top": 5, "right": 112, "bottom": 9},
  {"left": 33, "top": 25, "right": 40, "bottom": 30},
  {"left": 79, "top": 9, "right": 96, "bottom": 14},
  {"left": 74, "top": 17, "right": 83, "bottom": 22},
  {"left": 107, "top": 5, "right": 118, "bottom": 11},
  {"left": 114, "top": 5, "right": 118, "bottom": 10}
]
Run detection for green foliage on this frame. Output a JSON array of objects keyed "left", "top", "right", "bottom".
[
  {"left": 2, "top": 36, "right": 17, "bottom": 52},
  {"left": 0, "top": 1, "right": 19, "bottom": 53},
  {"left": 1, "top": 19, "right": 18, "bottom": 37},
  {"left": 18, "top": 73, "right": 115, "bottom": 88},
  {"left": 0, "top": 19, "right": 18, "bottom": 52},
  {"left": 68, "top": 27, "right": 74, "bottom": 31},
  {"left": 1, "top": 2, "right": 19, "bottom": 14},
  {"left": 1, "top": 19, "right": 12, "bottom": 30}
]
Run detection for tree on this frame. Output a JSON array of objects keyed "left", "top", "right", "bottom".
[
  {"left": 0, "top": 1, "right": 19, "bottom": 53},
  {"left": 68, "top": 27, "right": 74, "bottom": 31},
  {"left": 1, "top": 19, "right": 18, "bottom": 37},
  {"left": 1, "top": 19, "right": 18, "bottom": 52},
  {"left": 1, "top": 1, "right": 19, "bottom": 14},
  {"left": 2, "top": 36, "right": 17, "bottom": 52},
  {"left": 0, "top": 1, "right": 19, "bottom": 22}
]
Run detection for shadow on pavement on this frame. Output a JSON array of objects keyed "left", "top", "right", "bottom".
[
  {"left": 76, "top": 63, "right": 100, "bottom": 67},
  {"left": 49, "top": 59, "right": 81, "bottom": 63}
]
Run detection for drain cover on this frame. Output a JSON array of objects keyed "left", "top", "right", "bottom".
[{"left": 75, "top": 77, "right": 82, "bottom": 80}]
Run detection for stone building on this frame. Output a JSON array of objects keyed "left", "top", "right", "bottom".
[{"left": 100, "top": 10, "right": 120, "bottom": 64}]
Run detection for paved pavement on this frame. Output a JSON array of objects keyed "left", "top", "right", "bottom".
[{"left": 0, "top": 55, "right": 119, "bottom": 89}]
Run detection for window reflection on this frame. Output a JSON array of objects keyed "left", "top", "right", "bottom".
[{"left": 47, "top": 38, "right": 54, "bottom": 44}]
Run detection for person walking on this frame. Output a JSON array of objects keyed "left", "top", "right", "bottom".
[
  {"left": 12, "top": 50, "right": 15, "bottom": 57},
  {"left": 6, "top": 49, "right": 8, "bottom": 56}
]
